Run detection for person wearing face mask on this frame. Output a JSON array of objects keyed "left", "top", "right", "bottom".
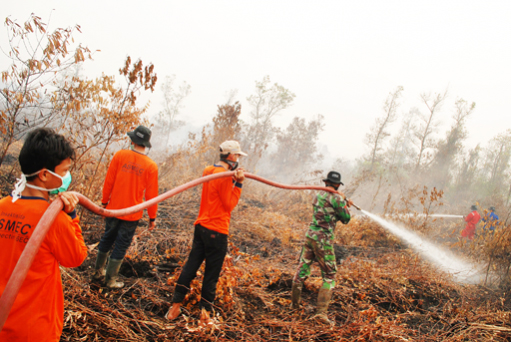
[
  {"left": 93, "top": 125, "right": 159, "bottom": 288},
  {"left": 291, "top": 171, "right": 352, "bottom": 325},
  {"left": 166, "top": 140, "right": 246, "bottom": 324},
  {"left": 0, "top": 128, "right": 87, "bottom": 342}
]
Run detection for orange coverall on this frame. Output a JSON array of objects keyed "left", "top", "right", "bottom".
[
  {"left": 0, "top": 197, "right": 87, "bottom": 342},
  {"left": 101, "top": 149, "right": 158, "bottom": 221},
  {"left": 461, "top": 210, "right": 481, "bottom": 240},
  {"left": 194, "top": 164, "right": 242, "bottom": 235}
]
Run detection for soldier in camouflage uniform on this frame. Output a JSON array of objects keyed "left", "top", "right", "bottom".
[{"left": 291, "top": 171, "right": 351, "bottom": 324}]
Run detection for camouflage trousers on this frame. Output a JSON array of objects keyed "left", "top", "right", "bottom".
[{"left": 292, "top": 232, "right": 337, "bottom": 290}]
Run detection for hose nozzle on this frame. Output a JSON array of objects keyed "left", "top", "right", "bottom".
[{"left": 349, "top": 201, "right": 361, "bottom": 211}]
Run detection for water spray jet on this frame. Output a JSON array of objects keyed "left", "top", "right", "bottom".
[
  {"left": 429, "top": 214, "right": 463, "bottom": 219},
  {"left": 360, "top": 210, "right": 483, "bottom": 284}
]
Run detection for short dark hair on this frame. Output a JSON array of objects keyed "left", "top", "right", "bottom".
[{"left": 19, "top": 128, "right": 75, "bottom": 180}]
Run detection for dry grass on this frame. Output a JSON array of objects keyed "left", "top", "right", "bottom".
[
  {"left": 60, "top": 175, "right": 511, "bottom": 341},
  {"left": 2, "top": 145, "right": 511, "bottom": 341}
]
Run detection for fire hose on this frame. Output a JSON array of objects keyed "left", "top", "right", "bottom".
[{"left": 0, "top": 171, "right": 360, "bottom": 329}]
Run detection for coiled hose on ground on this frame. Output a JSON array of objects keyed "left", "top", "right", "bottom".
[{"left": 0, "top": 171, "right": 340, "bottom": 329}]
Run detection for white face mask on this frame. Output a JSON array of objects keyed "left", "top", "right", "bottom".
[{"left": 11, "top": 169, "right": 71, "bottom": 203}]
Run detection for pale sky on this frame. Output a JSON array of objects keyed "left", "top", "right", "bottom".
[{"left": 4, "top": 1, "right": 511, "bottom": 161}]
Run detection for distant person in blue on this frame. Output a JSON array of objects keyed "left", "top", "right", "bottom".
[{"left": 482, "top": 206, "right": 499, "bottom": 233}]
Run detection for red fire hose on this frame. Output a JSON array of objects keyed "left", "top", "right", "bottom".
[{"left": 0, "top": 171, "right": 341, "bottom": 330}]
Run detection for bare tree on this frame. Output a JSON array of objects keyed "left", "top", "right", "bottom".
[
  {"left": 154, "top": 75, "right": 191, "bottom": 147},
  {"left": 55, "top": 57, "right": 157, "bottom": 201},
  {"left": 266, "top": 115, "right": 324, "bottom": 181},
  {"left": 242, "top": 76, "right": 295, "bottom": 170},
  {"left": 224, "top": 89, "right": 238, "bottom": 106},
  {"left": 414, "top": 89, "right": 448, "bottom": 170},
  {"left": 0, "top": 14, "right": 92, "bottom": 167},
  {"left": 387, "top": 107, "right": 417, "bottom": 167},
  {"left": 213, "top": 102, "right": 242, "bottom": 140},
  {"left": 366, "top": 86, "right": 403, "bottom": 170},
  {"left": 483, "top": 130, "right": 511, "bottom": 196},
  {"left": 451, "top": 145, "right": 481, "bottom": 200},
  {"left": 429, "top": 98, "right": 475, "bottom": 188}
]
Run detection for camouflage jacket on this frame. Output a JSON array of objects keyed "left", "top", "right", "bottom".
[{"left": 306, "top": 190, "right": 351, "bottom": 240}]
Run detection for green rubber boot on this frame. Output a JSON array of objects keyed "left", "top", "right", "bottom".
[
  {"left": 104, "top": 258, "right": 124, "bottom": 289},
  {"left": 291, "top": 282, "right": 303, "bottom": 309},
  {"left": 314, "top": 288, "right": 333, "bottom": 325},
  {"left": 93, "top": 251, "right": 108, "bottom": 280}
]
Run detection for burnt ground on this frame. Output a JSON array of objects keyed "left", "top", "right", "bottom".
[{"left": 59, "top": 198, "right": 511, "bottom": 342}]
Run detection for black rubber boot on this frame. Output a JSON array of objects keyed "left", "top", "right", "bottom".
[
  {"left": 93, "top": 251, "right": 108, "bottom": 280},
  {"left": 291, "top": 282, "right": 303, "bottom": 309},
  {"left": 104, "top": 258, "right": 124, "bottom": 288},
  {"left": 314, "top": 288, "right": 333, "bottom": 325}
]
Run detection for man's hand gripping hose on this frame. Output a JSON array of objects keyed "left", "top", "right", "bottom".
[{"left": 0, "top": 171, "right": 355, "bottom": 329}]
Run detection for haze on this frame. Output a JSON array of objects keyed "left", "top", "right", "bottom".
[{"left": 3, "top": 1, "right": 511, "bottom": 161}]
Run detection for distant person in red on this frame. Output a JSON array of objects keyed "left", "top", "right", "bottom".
[{"left": 461, "top": 205, "right": 480, "bottom": 240}]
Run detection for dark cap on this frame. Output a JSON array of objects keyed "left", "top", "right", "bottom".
[
  {"left": 127, "top": 125, "right": 152, "bottom": 148},
  {"left": 471, "top": 205, "right": 478, "bottom": 211},
  {"left": 323, "top": 171, "right": 343, "bottom": 185}
]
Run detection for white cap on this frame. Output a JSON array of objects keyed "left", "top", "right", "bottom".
[{"left": 219, "top": 140, "right": 248, "bottom": 156}]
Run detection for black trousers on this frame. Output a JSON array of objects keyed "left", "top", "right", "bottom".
[
  {"left": 97, "top": 217, "right": 138, "bottom": 259},
  {"left": 172, "top": 224, "right": 228, "bottom": 311}
]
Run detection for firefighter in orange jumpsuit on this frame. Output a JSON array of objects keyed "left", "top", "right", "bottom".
[
  {"left": 165, "top": 140, "right": 246, "bottom": 325},
  {"left": 93, "top": 125, "right": 158, "bottom": 288},
  {"left": 0, "top": 128, "right": 87, "bottom": 342}
]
